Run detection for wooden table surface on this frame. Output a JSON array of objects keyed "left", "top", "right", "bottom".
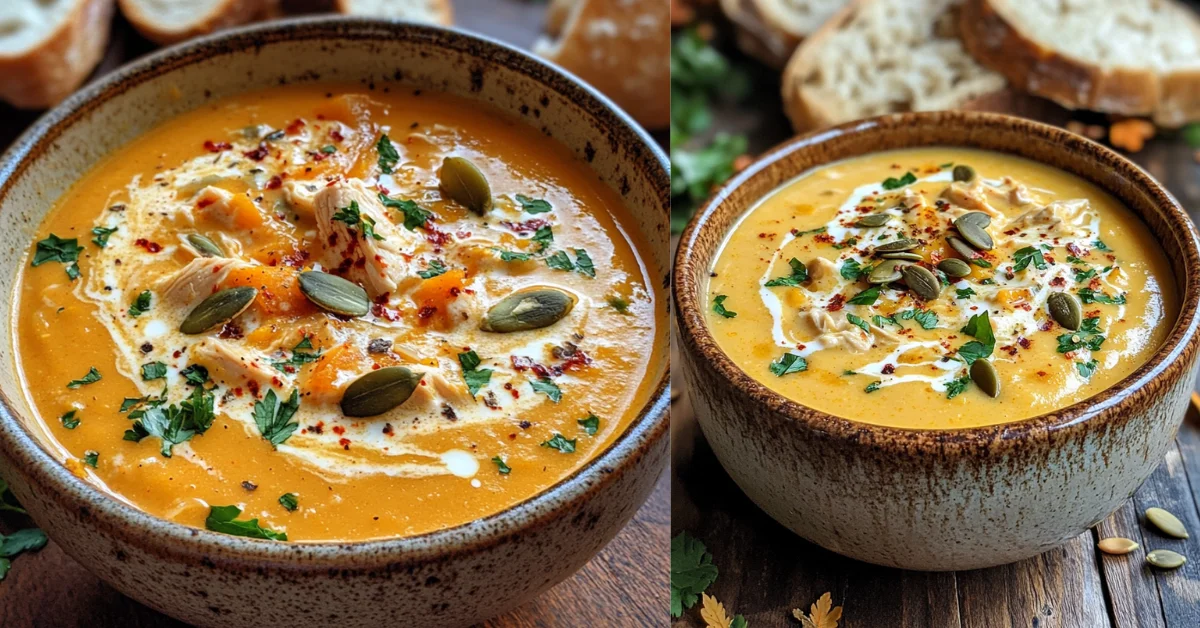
[
  {"left": 0, "top": 3, "right": 669, "bottom": 627},
  {"left": 671, "top": 15, "right": 1200, "bottom": 628}
]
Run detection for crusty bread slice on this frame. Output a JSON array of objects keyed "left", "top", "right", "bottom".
[
  {"left": 959, "top": 0, "right": 1200, "bottom": 126},
  {"left": 752, "top": 0, "right": 846, "bottom": 44},
  {"left": 545, "top": 0, "right": 576, "bottom": 37},
  {"left": 333, "top": 0, "right": 452, "bottom": 24},
  {"left": 119, "top": 0, "right": 275, "bottom": 45},
  {"left": 719, "top": 0, "right": 802, "bottom": 68},
  {"left": 534, "top": 0, "right": 670, "bottom": 130},
  {"left": 0, "top": 0, "right": 115, "bottom": 109},
  {"left": 781, "top": 0, "right": 1008, "bottom": 131}
]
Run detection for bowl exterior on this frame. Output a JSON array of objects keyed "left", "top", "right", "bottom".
[
  {"left": 0, "top": 18, "right": 669, "bottom": 627},
  {"left": 673, "top": 112, "right": 1200, "bottom": 571}
]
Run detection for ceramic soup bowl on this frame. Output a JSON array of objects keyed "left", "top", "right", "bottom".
[
  {"left": 0, "top": 17, "right": 669, "bottom": 627},
  {"left": 674, "top": 112, "right": 1200, "bottom": 571}
]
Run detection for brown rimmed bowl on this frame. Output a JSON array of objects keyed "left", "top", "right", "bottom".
[
  {"left": 0, "top": 17, "right": 669, "bottom": 627},
  {"left": 674, "top": 111, "right": 1200, "bottom": 571}
]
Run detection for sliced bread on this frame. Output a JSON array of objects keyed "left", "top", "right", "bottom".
[
  {"left": 781, "top": 0, "right": 1008, "bottom": 131},
  {"left": 959, "top": 0, "right": 1200, "bottom": 126},
  {"left": 119, "top": 0, "right": 275, "bottom": 45},
  {"left": 534, "top": 0, "right": 670, "bottom": 130},
  {"left": 0, "top": 0, "right": 115, "bottom": 109},
  {"left": 333, "top": 0, "right": 452, "bottom": 24},
  {"left": 719, "top": 0, "right": 803, "bottom": 68}
]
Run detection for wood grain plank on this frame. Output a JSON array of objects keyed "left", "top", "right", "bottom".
[
  {"left": 1095, "top": 501, "right": 1168, "bottom": 628},
  {"left": 1130, "top": 441, "right": 1200, "bottom": 628}
]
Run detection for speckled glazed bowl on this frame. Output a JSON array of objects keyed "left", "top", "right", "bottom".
[
  {"left": 674, "top": 112, "right": 1200, "bottom": 571},
  {"left": 0, "top": 17, "right": 669, "bottom": 627}
]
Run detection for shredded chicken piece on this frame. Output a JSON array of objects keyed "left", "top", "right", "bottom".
[
  {"left": 806, "top": 258, "right": 840, "bottom": 292},
  {"left": 191, "top": 339, "right": 275, "bottom": 388},
  {"left": 941, "top": 181, "right": 1002, "bottom": 217},
  {"left": 158, "top": 258, "right": 246, "bottom": 307},
  {"left": 799, "top": 309, "right": 884, "bottom": 352},
  {"left": 1007, "top": 199, "right": 1094, "bottom": 238},
  {"left": 313, "top": 179, "right": 423, "bottom": 298},
  {"left": 282, "top": 180, "right": 320, "bottom": 217},
  {"left": 901, "top": 188, "right": 927, "bottom": 211},
  {"left": 1001, "top": 176, "right": 1034, "bottom": 206}
]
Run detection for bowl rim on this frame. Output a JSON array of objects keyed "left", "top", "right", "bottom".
[
  {"left": 0, "top": 16, "right": 670, "bottom": 565},
  {"left": 674, "top": 111, "right": 1200, "bottom": 452}
]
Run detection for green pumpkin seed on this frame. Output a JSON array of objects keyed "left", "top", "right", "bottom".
[
  {"left": 298, "top": 271, "right": 370, "bottom": 317},
  {"left": 873, "top": 238, "right": 920, "bottom": 254},
  {"left": 953, "top": 165, "right": 976, "bottom": 182},
  {"left": 947, "top": 236, "right": 979, "bottom": 260},
  {"left": 856, "top": 214, "right": 890, "bottom": 228},
  {"left": 439, "top": 156, "right": 492, "bottom": 215},
  {"left": 1047, "top": 292, "right": 1083, "bottom": 331},
  {"left": 900, "top": 264, "right": 940, "bottom": 301},
  {"left": 868, "top": 260, "right": 903, "bottom": 284},
  {"left": 937, "top": 258, "right": 972, "bottom": 278},
  {"left": 180, "top": 287, "right": 257, "bottom": 334},
  {"left": 1147, "top": 549, "right": 1186, "bottom": 569},
  {"left": 1097, "top": 537, "right": 1139, "bottom": 555},
  {"left": 880, "top": 252, "right": 923, "bottom": 261},
  {"left": 340, "top": 366, "right": 424, "bottom": 417},
  {"left": 482, "top": 287, "right": 577, "bottom": 332},
  {"left": 1146, "top": 507, "right": 1189, "bottom": 539},
  {"left": 955, "top": 219, "right": 994, "bottom": 251},
  {"left": 956, "top": 211, "right": 991, "bottom": 228},
  {"left": 187, "top": 233, "right": 224, "bottom": 258},
  {"left": 969, "top": 359, "right": 1001, "bottom": 398}
]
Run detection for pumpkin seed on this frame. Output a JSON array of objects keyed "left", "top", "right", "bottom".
[
  {"left": 937, "top": 258, "right": 972, "bottom": 278},
  {"left": 1047, "top": 292, "right": 1083, "bottom": 331},
  {"left": 340, "top": 366, "right": 424, "bottom": 417},
  {"left": 1147, "top": 549, "right": 1187, "bottom": 569},
  {"left": 947, "top": 236, "right": 980, "bottom": 260},
  {"left": 956, "top": 211, "right": 991, "bottom": 228},
  {"left": 953, "top": 165, "right": 976, "bottom": 182},
  {"left": 900, "top": 264, "right": 940, "bottom": 301},
  {"left": 298, "top": 271, "right": 370, "bottom": 317},
  {"left": 880, "top": 252, "right": 923, "bottom": 261},
  {"left": 969, "top": 358, "right": 1001, "bottom": 398},
  {"left": 856, "top": 214, "right": 890, "bottom": 228},
  {"left": 1146, "top": 507, "right": 1189, "bottom": 539},
  {"left": 955, "top": 218, "right": 994, "bottom": 251},
  {"left": 439, "top": 156, "right": 492, "bottom": 215},
  {"left": 1097, "top": 537, "right": 1139, "bottom": 555},
  {"left": 482, "top": 287, "right": 577, "bottom": 332},
  {"left": 187, "top": 233, "right": 224, "bottom": 257},
  {"left": 868, "top": 260, "right": 903, "bottom": 284},
  {"left": 873, "top": 238, "right": 920, "bottom": 254},
  {"left": 180, "top": 287, "right": 257, "bottom": 334}
]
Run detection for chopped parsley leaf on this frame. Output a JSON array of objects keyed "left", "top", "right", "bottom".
[
  {"left": 1093, "top": 239, "right": 1111, "bottom": 251},
  {"left": 491, "top": 456, "right": 512, "bottom": 474},
  {"left": 846, "top": 313, "right": 870, "bottom": 333},
  {"left": 252, "top": 389, "right": 301, "bottom": 447},
  {"left": 515, "top": 194, "right": 552, "bottom": 214},
  {"left": 457, "top": 350, "right": 493, "bottom": 397},
  {"left": 846, "top": 286, "right": 881, "bottom": 306},
  {"left": 881, "top": 172, "right": 916, "bottom": 190},
  {"left": 530, "top": 378, "right": 562, "bottom": 402},
  {"left": 332, "top": 201, "right": 384, "bottom": 241},
  {"left": 1012, "top": 246, "right": 1048, "bottom": 272},
  {"left": 531, "top": 225, "right": 554, "bottom": 252},
  {"left": 1078, "top": 288, "right": 1126, "bottom": 305},
  {"left": 60, "top": 410, "right": 79, "bottom": 429},
  {"left": 378, "top": 193, "right": 432, "bottom": 230},
  {"left": 873, "top": 314, "right": 899, "bottom": 328},
  {"left": 67, "top": 367, "right": 102, "bottom": 389},
  {"left": 956, "top": 287, "right": 977, "bottom": 299},
  {"left": 607, "top": 295, "right": 631, "bottom": 313},
  {"left": 82, "top": 451, "right": 98, "bottom": 468},
  {"left": 670, "top": 531, "right": 718, "bottom": 617},
  {"left": 1066, "top": 255, "right": 1087, "bottom": 264},
  {"left": 545, "top": 250, "right": 573, "bottom": 271},
  {"left": 128, "top": 386, "right": 215, "bottom": 457},
  {"left": 494, "top": 248, "right": 532, "bottom": 262},
  {"left": 1074, "top": 268, "right": 1097, "bottom": 282},
  {"left": 205, "top": 505, "right": 287, "bottom": 541},
  {"left": 1057, "top": 317, "right": 1105, "bottom": 353},
  {"left": 278, "top": 493, "right": 298, "bottom": 512},
  {"left": 128, "top": 291, "right": 152, "bottom": 317},
  {"left": 32, "top": 234, "right": 82, "bottom": 271},
  {"left": 864, "top": 381, "right": 881, "bottom": 393},
  {"left": 180, "top": 364, "right": 210, "bottom": 386},
  {"left": 1077, "top": 359, "right": 1098, "bottom": 378},
  {"left": 270, "top": 337, "right": 322, "bottom": 372},
  {"left": 712, "top": 295, "right": 736, "bottom": 318},
  {"left": 957, "top": 312, "right": 995, "bottom": 365},
  {"left": 764, "top": 258, "right": 808, "bottom": 287},
  {"left": 910, "top": 309, "right": 939, "bottom": 330},
  {"left": 375, "top": 134, "right": 399, "bottom": 174},
  {"left": 418, "top": 259, "right": 448, "bottom": 279},
  {"left": 793, "top": 226, "right": 827, "bottom": 237},
  {"left": 540, "top": 433, "right": 576, "bottom": 453},
  {"left": 140, "top": 362, "right": 168, "bottom": 381},
  {"left": 320, "top": 144, "right": 337, "bottom": 154},
  {"left": 769, "top": 353, "right": 807, "bottom": 376},
  {"left": 545, "top": 249, "right": 595, "bottom": 277},
  {"left": 574, "top": 249, "right": 596, "bottom": 278},
  {"left": 969, "top": 257, "right": 993, "bottom": 268},
  {"left": 840, "top": 259, "right": 870, "bottom": 281},
  {"left": 577, "top": 413, "right": 601, "bottom": 435},
  {"left": 91, "top": 226, "right": 117, "bottom": 248},
  {"left": 946, "top": 376, "right": 971, "bottom": 399}
]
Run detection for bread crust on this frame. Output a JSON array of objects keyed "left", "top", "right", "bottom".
[
  {"left": 958, "top": 0, "right": 1200, "bottom": 126},
  {"left": 720, "top": 0, "right": 798, "bottom": 68},
  {"left": 332, "top": 0, "right": 453, "bottom": 25},
  {"left": 120, "top": 0, "right": 274, "bottom": 45},
  {"left": 0, "top": 0, "right": 115, "bottom": 109}
]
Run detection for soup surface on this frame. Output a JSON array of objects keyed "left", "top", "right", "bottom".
[
  {"left": 16, "top": 84, "right": 662, "bottom": 541},
  {"left": 706, "top": 148, "right": 1176, "bottom": 429}
]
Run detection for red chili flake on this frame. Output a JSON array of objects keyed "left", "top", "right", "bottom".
[
  {"left": 1088, "top": 278, "right": 1102, "bottom": 290},
  {"left": 826, "top": 294, "right": 846, "bottom": 312},
  {"left": 417, "top": 306, "right": 437, "bottom": 319},
  {"left": 197, "top": 197, "right": 216, "bottom": 209},
  {"left": 424, "top": 226, "right": 452, "bottom": 247},
  {"left": 500, "top": 219, "right": 549, "bottom": 234},
  {"left": 282, "top": 249, "right": 310, "bottom": 268},
  {"left": 511, "top": 355, "right": 552, "bottom": 379},
  {"left": 560, "top": 349, "right": 592, "bottom": 372},
  {"left": 265, "top": 176, "right": 283, "bottom": 190},
  {"left": 1067, "top": 242, "right": 1084, "bottom": 257},
  {"left": 247, "top": 380, "right": 260, "bottom": 398},
  {"left": 1050, "top": 276, "right": 1066, "bottom": 287},
  {"left": 134, "top": 238, "right": 162, "bottom": 253},
  {"left": 339, "top": 438, "right": 351, "bottom": 450},
  {"left": 1000, "top": 345, "right": 1018, "bottom": 357},
  {"left": 203, "top": 140, "right": 231, "bottom": 153},
  {"left": 1086, "top": 309, "right": 1101, "bottom": 318},
  {"left": 271, "top": 376, "right": 283, "bottom": 387},
  {"left": 814, "top": 234, "right": 835, "bottom": 244},
  {"left": 371, "top": 302, "right": 400, "bottom": 321},
  {"left": 172, "top": 350, "right": 183, "bottom": 359},
  {"left": 307, "top": 422, "right": 325, "bottom": 435},
  {"left": 1018, "top": 337, "right": 1032, "bottom": 349},
  {"left": 382, "top": 423, "right": 394, "bottom": 435},
  {"left": 244, "top": 143, "right": 269, "bottom": 161},
  {"left": 332, "top": 425, "right": 345, "bottom": 435},
  {"left": 233, "top": 387, "right": 244, "bottom": 397},
  {"left": 881, "top": 364, "right": 895, "bottom": 375},
  {"left": 757, "top": 232, "right": 776, "bottom": 240},
  {"left": 285, "top": 119, "right": 306, "bottom": 134},
  {"left": 330, "top": 128, "right": 345, "bottom": 142},
  {"left": 219, "top": 322, "right": 244, "bottom": 339},
  {"left": 1037, "top": 371, "right": 1048, "bottom": 378},
  {"left": 510, "top": 389, "right": 520, "bottom": 399},
  {"left": 1039, "top": 320, "right": 1053, "bottom": 332}
]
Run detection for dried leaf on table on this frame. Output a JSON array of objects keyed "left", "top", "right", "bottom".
[{"left": 792, "top": 592, "right": 842, "bottom": 628}]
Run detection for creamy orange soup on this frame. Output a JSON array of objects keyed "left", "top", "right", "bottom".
[
  {"left": 706, "top": 148, "right": 1176, "bottom": 429},
  {"left": 16, "top": 84, "right": 662, "bottom": 542}
]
